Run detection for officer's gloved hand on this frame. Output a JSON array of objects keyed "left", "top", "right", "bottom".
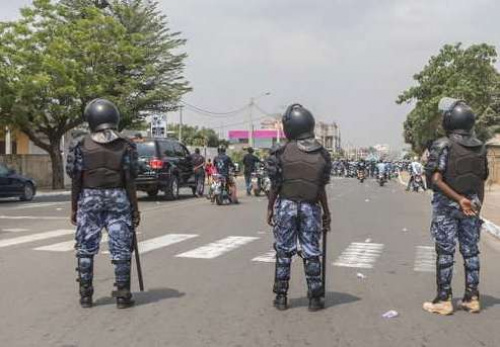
[
  {"left": 322, "top": 213, "right": 331, "bottom": 232},
  {"left": 133, "top": 211, "right": 141, "bottom": 228}
]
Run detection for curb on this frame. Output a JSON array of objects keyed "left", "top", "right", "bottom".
[
  {"left": 36, "top": 191, "right": 71, "bottom": 197},
  {"left": 397, "top": 171, "right": 500, "bottom": 240},
  {"left": 483, "top": 219, "right": 500, "bottom": 239}
]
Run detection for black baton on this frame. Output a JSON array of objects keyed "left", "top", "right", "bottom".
[{"left": 132, "top": 227, "right": 144, "bottom": 292}]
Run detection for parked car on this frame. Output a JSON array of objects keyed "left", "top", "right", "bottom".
[
  {"left": 0, "top": 163, "right": 37, "bottom": 201},
  {"left": 133, "top": 138, "right": 197, "bottom": 200}
]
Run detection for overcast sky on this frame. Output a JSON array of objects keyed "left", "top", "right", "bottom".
[{"left": 2, "top": 0, "right": 500, "bottom": 148}]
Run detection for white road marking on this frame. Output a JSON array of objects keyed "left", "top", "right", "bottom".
[
  {"left": 252, "top": 250, "right": 276, "bottom": 263},
  {"left": 138, "top": 234, "right": 199, "bottom": 254},
  {"left": 0, "top": 229, "right": 74, "bottom": 248},
  {"left": 176, "top": 236, "right": 259, "bottom": 259},
  {"left": 414, "top": 246, "right": 436, "bottom": 272},
  {"left": 35, "top": 235, "right": 109, "bottom": 252},
  {"left": 333, "top": 242, "right": 384, "bottom": 269},
  {"left": 0, "top": 215, "right": 66, "bottom": 220},
  {"left": 1, "top": 228, "right": 29, "bottom": 233},
  {"left": 101, "top": 234, "right": 199, "bottom": 255}
]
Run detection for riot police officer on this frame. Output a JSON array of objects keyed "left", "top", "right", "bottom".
[
  {"left": 266, "top": 104, "right": 332, "bottom": 311},
  {"left": 66, "top": 98, "right": 140, "bottom": 309},
  {"left": 423, "top": 98, "right": 489, "bottom": 315}
]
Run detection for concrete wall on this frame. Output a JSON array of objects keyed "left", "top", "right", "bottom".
[{"left": 0, "top": 155, "right": 53, "bottom": 188}]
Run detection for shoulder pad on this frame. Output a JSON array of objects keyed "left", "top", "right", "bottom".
[
  {"left": 431, "top": 137, "right": 451, "bottom": 152},
  {"left": 297, "top": 138, "right": 323, "bottom": 153},
  {"left": 68, "top": 135, "right": 85, "bottom": 150},
  {"left": 269, "top": 143, "right": 286, "bottom": 155}
]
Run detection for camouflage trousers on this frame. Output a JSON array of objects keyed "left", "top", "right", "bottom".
[
  {"left": 76, "top": 189, "right": 133, "bottom": 262},
  {"left": 431, "top": 193, "right": 482, "bottom": 295},
  {"left": 273, "top": 198, "right": 323, "bottom": 297}
]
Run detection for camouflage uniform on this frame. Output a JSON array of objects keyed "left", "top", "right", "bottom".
[
  {"left": 267, "top": 141, "right": 331, "bottom": 299},
  {"left": 66, "top": 136, "right": 137, "bottom": 294},
  {"left": 429, "top": 147, "right": 482, "bottom": 296},
  {"left": 273, "top": 198, "right": 323, "bottom": 297}
]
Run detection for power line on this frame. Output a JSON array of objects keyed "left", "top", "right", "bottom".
[{"left": 180, "top": 100, "right": 249, "bottom": 117}]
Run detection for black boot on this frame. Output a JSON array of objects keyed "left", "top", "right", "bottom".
[
  {"left": 112, "top": 259, "right": 134, "bottom": 309},
  {"left": 273, "top": 280, "right": 289, "bottom": 311},
  {"left": 76, "top": 257, "right": 94, "bottom": 308},
  {"left": 304, "top": 257, "right": 324, "bottom": 312},
  {"left": 273, "top": 294, "right": 288, "bottom": 311},
  {"left": 113, "top": 281, "right": 135, "bottom": 309},
  {"left": 308, "top": 296, "right": 325, "bottom": 312}
]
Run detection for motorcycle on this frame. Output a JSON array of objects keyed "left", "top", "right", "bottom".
[
  {"left": 411, "top": 174, "right": 425, "bottom": 192},
  {"left": 210, "top": 174, "right": 232, "bottom": 205},
  {"left": 251, "top": 169, "right": 264, "bottom": 197},
  {"left": 357, "top": 169, "right": 366, "bottom": 183},
  {"left": 378, "top": 172, "right": 386, "bottom": 187}
]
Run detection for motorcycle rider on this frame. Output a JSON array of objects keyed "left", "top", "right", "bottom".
[
  {"left": 406, "top": 156, "right": 425, "bottom": 191},
  {"left": 423, "top": 98, "right": 489, "bottom": 315},
  {"left": 266, "top": 104, "right": 332, "bottom": 312},
  {"left": 376, "top": 160, "right": 386, "bottom": 180},
  {"left": 213, "top": 146, "right": 239, "bottom": 204},
  {"left": 357, "top": 158, "right": 367, "bottom": 180},
  {"left": 243, "top": 147, "right": 261, "bottom": 196},
  {"left": 191, "top": 148, "right": 206, "bottom": 197},
  {"left": 66, "top": 99, "right": 140, "bottom": 309}
]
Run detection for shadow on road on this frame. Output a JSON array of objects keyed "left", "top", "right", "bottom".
[
  {"left": 289, "top": 291, "right": 361, "bottom": 309},
  {"left": 476, "top": 294, "right": 500, "bottom": 311},
  {"left": 93, "top": 287, "right": 185, "bottom": 307}
]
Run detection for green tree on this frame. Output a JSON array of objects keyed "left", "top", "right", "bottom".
[
  {"left": 167, "top": 124, "right": 222, "bottom": 147},
  {"left": 397, "top": 43, "right": 500, "bottom": 153},
  {"left": 0, "top": 0, "right": 190, "bottom": 188}
]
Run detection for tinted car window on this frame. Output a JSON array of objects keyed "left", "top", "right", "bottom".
[
  {"left": 173, "top": 142, "right": 188, "bottom": 157},
  {"left": 0, "top": 163, "right": 8, "bottom": 176},
  {"left": 136, "top": 142, "right": 157, "bottom": 158},
  {"left": 159, "top": 141, "right": 175, "bottom": 157}
]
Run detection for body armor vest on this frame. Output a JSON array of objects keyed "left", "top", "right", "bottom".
[
  {"left": 443, "top": 139, "right": 486, "bottom": 200},
  {"left": 81, "top": 135, "right": 128, "bottom": 189},
  {"left": 279, "top": 142, "right": 327, "bottom": 203}
]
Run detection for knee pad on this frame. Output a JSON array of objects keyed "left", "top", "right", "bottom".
[{"left": 304, "top": 257, "right": 321, "bottom": 277}]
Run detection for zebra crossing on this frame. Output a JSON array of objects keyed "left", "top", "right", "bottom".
[{"left": 0, "top": 229, "right": 438, "bottom": 271}]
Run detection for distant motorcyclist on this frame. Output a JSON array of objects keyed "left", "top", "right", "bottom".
[
  {"left": 406, "top": 157, "right": 425, "bottom": 191},
  {"left": 243, "top": 147, "right": 261, "bottom": 196},
  {"left": 376, "top": 160, "right": 386, "bottom": 178},
  {"left": 213, "top": 146, "right": 238, "bottom": 204}
]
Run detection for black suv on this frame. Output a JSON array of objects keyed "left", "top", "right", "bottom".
[{"left": 134, "top": 138, "right": 196, "bottom": 200}]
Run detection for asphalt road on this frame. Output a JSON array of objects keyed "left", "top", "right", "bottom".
[{"left": 1, "top": 178, "right": 500, "bottom": 347}]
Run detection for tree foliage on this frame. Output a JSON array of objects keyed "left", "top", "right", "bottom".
[
  {"left": 0, "top": 0, "right": 190, "bottom": 188},
  {"left": 397, "top": 43, "right": 500, "bottom": 153},
  {"left": 167, "top": 124, "right": 221, "bottom": 147}
]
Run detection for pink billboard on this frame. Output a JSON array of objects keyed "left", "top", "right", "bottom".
[{"left": 229, "top": 129, "right": 285, "bottom": 139}]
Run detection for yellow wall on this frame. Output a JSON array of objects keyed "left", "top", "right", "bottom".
[{"left": 16, "top": 131, "right": 30, "bottom": 154}]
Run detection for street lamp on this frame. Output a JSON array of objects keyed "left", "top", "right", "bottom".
[{"left": 248, "top": 92, "right": 271, "bottom": 148}]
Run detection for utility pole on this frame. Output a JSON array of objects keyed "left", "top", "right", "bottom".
[
  {"left": 179, "top": 106, "right": 184, "bottom": 142},
  {"left": 5, "top": 126, "right": 11, "bottom": 155},
  {"left": 248, "top": 98, "right": 254, "bottom": 148}
]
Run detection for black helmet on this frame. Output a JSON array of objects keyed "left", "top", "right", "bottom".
[
  {"left": 441, "top": 99, "right": 476, "bottom": 133},
  {"left": 84, "top": 98, "right": 120, "bottom": 132},
  {"left": 247, "top": 147, "right": 254, "bottom": 154},
  {"left": 218, "top": 145, "right": 226, "bottom": 154},
  {"left": 282, "top": 104, "right": 315, "bottom": 140}
]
